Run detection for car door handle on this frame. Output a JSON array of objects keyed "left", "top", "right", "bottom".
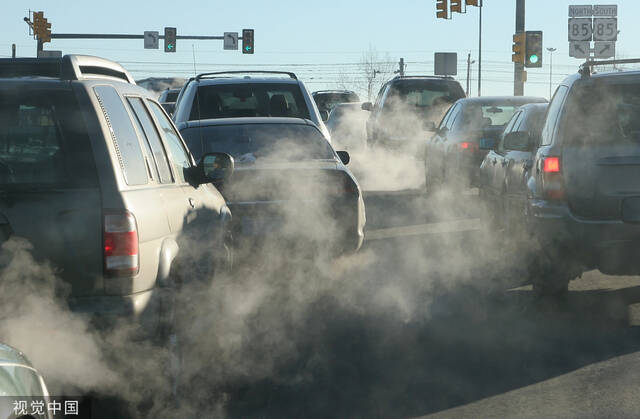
[{"left": 188, "top": 198, "right": 196, "bottom": 208}]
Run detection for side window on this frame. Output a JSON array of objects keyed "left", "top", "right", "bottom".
[
  {"left": 498, "top": 111, "right": 522, "bottom": 153},
  {"left": 540, "top": 85, "right": 568, "bottom": 145},
  {"left": 94, "top": 85, "right": 147, "bottom": 186},
  {"left": 148, "top": 101, "right": 191, "bottom": 184},
  {"left": 126, "top": 97, "right": 173, "bottom": 184},
  {"left": 446, "top": 104, "right": 462, "bottom": 130}
]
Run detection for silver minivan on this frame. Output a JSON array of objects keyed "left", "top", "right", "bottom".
[{"left": 0, "top": 55, "right": 233, "bottom": 335}]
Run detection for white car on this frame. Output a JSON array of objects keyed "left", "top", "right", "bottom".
[{"left": 172, "top": 70, "right": 332, "bottom": 142}]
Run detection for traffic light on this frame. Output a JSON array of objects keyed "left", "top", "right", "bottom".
[
  {"left": 525, "top": 31, "right": 543, "bottom": 68},
  {"left": 436, "top": 0, "right": 449, "bottom": 19},
  {"left": 164, "top": 27, "right": 176, "bottom": 53},
  {"left": 512, "top": 32, "right": 525, "bottom": 64},
  {"left": 242, "top": 29, "right": 254, "bottom": 54},
  {"left": 451, "top": 0, "right": 463, "bottom": 13},
  {"left": 466, "top": 0, "right": 480, "bottom": 5},
  {"left": 32, "top": 11, "right": 52, "bottom": 44}
]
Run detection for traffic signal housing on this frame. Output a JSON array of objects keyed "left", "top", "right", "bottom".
[
  {"left": 436, "top": 0, "right": 449, "bottom": 19},
  {"left": 451, "top": 0, "right": 463, "bottom": 13},
  {"left": 525, "top": 31, "right": 543, "bottom": 68},
  {"left": 32, "top": 11, "right": 52, "bottom": 43},
  {"left": 164, "top": 27, "right": 176, "bottom": 53},
  {"left": 466, "top": 0, "right": 480, "bottom": 5},
  {"left": 512, "top": 32, "right": 525, "bottom": 64},
  {"left": 242, "top": 29, "right": 254, "bottom": 54}
]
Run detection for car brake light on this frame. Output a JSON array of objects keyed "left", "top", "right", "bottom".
[
  {"left": 104, "top": 211, "right": 139, "bottom": 276},
  {"left": 543, "top": 156, "right": 560, "bottom": 172},
  {"left": 541, "top": 156, "right": 566, "bottom": 200},
  {"left": 458, "top": 141, "right": 479, "bottom": 152}
]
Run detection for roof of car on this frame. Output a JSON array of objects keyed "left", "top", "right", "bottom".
[
  {"left": 458, "top": 96, "right": 548, "bottom": 105},
  {"left": 191, "top": 77, "right": 300, "bottom": 86},
  {"left": 179, "top": 117, "right": 317, "bottom": 129},
  {"left": 312, "top": 90, "right": 357, "bottom": 95},
  {"left": 0, "top": 343, "right": 33, "bottom": 368}
]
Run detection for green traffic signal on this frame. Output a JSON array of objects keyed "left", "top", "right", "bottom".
[{"left": 529, "top": 54, "right": 539, "bottom": 64}]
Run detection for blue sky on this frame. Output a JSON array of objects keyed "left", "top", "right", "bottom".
[{"left": 3, "top": 1, "right": 639, "bottom": 99}]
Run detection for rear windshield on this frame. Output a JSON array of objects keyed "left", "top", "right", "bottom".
[
  {"left": 459, "top": 105, "right": 520, "bottom": 129},
  {"left": 0, "top": 87, "right": 97, "bottom": 188},
  {"left": 388, "top": 80, "right": 464, "bottom": 107},
  {"left": 161, "top": 90, "right": 179, "bottom": 103},
  {"left": 314, "top": 92, "right": 360, "bottom": 111},
  {"left": 563, "top": 80, "right": 640, "bottom": 145},
  {"left": 180, "top": 124, "right": 333, "bottom": 162},
  {"left": 189, "top": 83, "right": 311, "bottom": 121}
]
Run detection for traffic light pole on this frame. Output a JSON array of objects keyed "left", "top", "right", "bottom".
[
  {"left": 51, "top": 33, "right": 228, "bottom": 41},
  {"left": 477, "top": 0, "right": 482, "bottom": 96},
  {"left": 514, "top": 0, "right": 525, "bottom": 96}
]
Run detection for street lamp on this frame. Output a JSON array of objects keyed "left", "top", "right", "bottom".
[{"left": 547, "top": 47, "right": 556, "bottom": 99}]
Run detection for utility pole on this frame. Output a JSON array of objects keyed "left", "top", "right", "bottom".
[
  {"left": 477, "top": 0, "right": 483, "bottom": 96},
  {"left": 396, "top": 57, "right": 405, "bottom": 77},
  {"left": 11, "top": 44, "right": 16, "bottom": 58},
  {"left": 514, "top": 0, "right": 525, "bottom": 96},
  {"left": 466, "top": 53, "right": 476, "bottom": 96},
  {"left": 547, "top": 47, "right": 556, "bottom": 99}
]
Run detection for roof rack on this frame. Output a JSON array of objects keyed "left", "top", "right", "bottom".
[
  {"left": 312, "top": 89, "right": 356, "bottom": 94},
  {"left": 0, "top": 55, "right": 135, "bottom": 84},
  {"left": 195, "top": 70, "right": 297, "bottom": 81},
  {"left": 579, "top": 58, "right": 640, "bottom": 77},
  {"left": 392, "top": 75, "right": 454, "bottom": 80}
]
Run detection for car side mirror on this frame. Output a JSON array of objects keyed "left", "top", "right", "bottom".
[
  {"left": 320, "top": 110, "right": 329, "bottom": 122},
  {"left": 503, "top": 131, "right": 530, "bottom": 151},
  {"left": 199, "top": 152, "right": 234, "bottom": 186},
  {"left": 361, "top": 102, "right": 373, "bottom": 112},
  {"left": 336, "top": 150, "right": 350, "bottom": 165},
  {"left": 479, "top": 137, "right": 496, "bottom": 150}
]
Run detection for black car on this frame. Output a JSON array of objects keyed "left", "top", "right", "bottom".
[
  {"left": 178, "top": 117, "right": 366, "bottom": 254},
  {"left": 425, "top": 96, "right": 547, "bottom": 191},
  {"left": 362, "top": 76, "right": 465, "bottom": 152},
  {"left": 479, "top": 103, "right": 548, "bottom": 231},
  {"left": 312, "top": 90, "right": 360, "bottom": 114},
  {"left": 521, "top": 63, "right": 640, "bottom": 295}
]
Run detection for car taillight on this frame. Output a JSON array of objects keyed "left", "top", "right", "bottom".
[
  {"left": 542, "top": 156, "right": 566, "bottom": 200},
  {"left": 104, "top": 211, "right": 139, "bottom": 276},
  {"left": 458, "top": 141, "right": 479, "bottom": 152}
]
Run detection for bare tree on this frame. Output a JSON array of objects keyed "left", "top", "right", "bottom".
[{"left": 335, "top": 46, "right": 395, "bottom": 101}]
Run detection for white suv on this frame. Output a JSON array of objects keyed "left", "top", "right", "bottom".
[{"left": 172, "top": 71, "right": 331, "bottom": 141}]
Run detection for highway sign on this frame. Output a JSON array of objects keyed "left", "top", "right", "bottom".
[
  {"left": 569, "top": 5, "right": 593, "bottom": 17},
  {"left": 593, "top": 18, "right": 617, "bottom": 41},
  {"left": 569, "top": 41, "right": 590, "bottom": 58},
  {"left": 594, "top": 41, "right": 615, "bottom": 58},
  {"left": 223, "top": 32, "right": 238, "bottom": 50},
  {"left": 593, "top": 4, "right": 617, "bottom": 16},
  {"left": 144, "top": 31, "right": 159, "bottom": 49},
  {"left": 568, "top": 18, "right": 593, "bottom": 41}
]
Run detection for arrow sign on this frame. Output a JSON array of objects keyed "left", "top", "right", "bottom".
[
  {"left": 570, "top": 41, "right": 590, "bottom": 58},
  {"left": 223, "top": 32, "right": 238, "bottom": 50},
  {"left": 144, "top": 31, "right": 159, "bottom": 49},
  {"left": 595, "top": 41, "right": 615, "bottom": 58}
]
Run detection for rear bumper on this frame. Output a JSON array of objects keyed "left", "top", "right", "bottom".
[
  {"left": 67, "top": 288, "right": 167, "bottom": 335},
  {"left": 229, "top": 194, "right": 365, "bottom": 254},
  {"left": 529, "top": 198, "right": 640, "bottom": 273}
]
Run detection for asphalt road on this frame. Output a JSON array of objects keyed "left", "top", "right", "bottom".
[{"left": 215, "top": 188, "right": 640, "bottom": 418}]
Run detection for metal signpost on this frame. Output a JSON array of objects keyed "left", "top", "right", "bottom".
[{"left": 568, "top": 4, "right": 617, "bottom": 60}]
